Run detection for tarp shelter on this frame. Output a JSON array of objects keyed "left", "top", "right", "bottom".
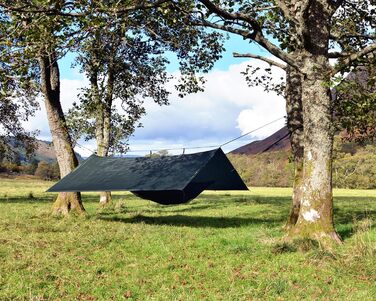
[{"left": 48, "top": 148, "right": 248, "bottom": 205}]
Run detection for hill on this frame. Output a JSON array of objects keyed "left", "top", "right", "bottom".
[
  {"left": 228, "top": 130, "right": 376, "bottom": 189},
  {"left": 9, "top": 138, "right": 84, "bottom": 163},
  {"left": 230, "top": 127, "right": 290, "bottom": 155}
]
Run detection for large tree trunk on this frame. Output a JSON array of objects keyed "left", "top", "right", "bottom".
[
  {"left": 39, "top": 53, "right": 85, "bottom": 215},
  {"left": 285, "top": 65, "right": 304, "bottom": 229},
  {"left": 289, "top": 2, "right": 341, "bottom": 245},
  {"left": 290, "top": 56, "right": 341, "bottom": 244}
]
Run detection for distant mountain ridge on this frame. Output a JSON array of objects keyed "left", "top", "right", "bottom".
[
  {"left": 10, "top": 138, "right": 84, "bottom": 163},
  {"left": 231, "top": 127, "right": 290, "bottom": 155}
]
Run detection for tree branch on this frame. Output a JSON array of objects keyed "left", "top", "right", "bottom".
[
  {"left": 198, "top": 0, "right": 298, "bottom": 69},
  {"left": 0, "top": 0, "right": 170, "bottom": 17},
  {"left": 273, "top": 0, "right": 294, "bottom": 21},
  {"left": 199, "top": 0, "right": 261, "bottom": 30},
  {"left": 333, "top": 42, "right": 376, "bottom": 74},
  {"left": 253, "top": 31, "right": 299, "bottom": 69},
  {"left": 233, "top": 52, "right": 287, "bottom": 70},
  {"left": 254, "top": 5, "right": 278, "bottom": 11},
  {"left": 327, "top": 0, "right": 345, "bottom": 15},
  {"left": 192, "top": 19, "right": 250, "bottom": 40},
  {"left": 330, "top": 32, "right": 376, "bottom": 41}
]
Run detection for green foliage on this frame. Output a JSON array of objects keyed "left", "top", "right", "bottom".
[
  {"left": 0, "top": 180, "right": 375, "bottom": 300},
  {"left": 228, "top": 151, "right": 294, "bottom": 187},
  {"left": 23, "top": 159, "right": 39, "bottom": 175},
  {"left": 229, "top": 139, "right": 376, "bottom": 189},
  {"left": 0, "top": 162, "right": 21, "bottom": 173},
  {"left": 333, "top": 144, "right": 376, "bottom": 189},
  {"left": 34, "top": 161, "right": 60, "bottom": 180},
  {"left": 148, "top": 149, "right": 170, "bottom": 157},
  {"left": 333, "top": 65, "right": 376, "bottom": 143},
  {"left": 1, "top": 1, "right": 224, "bottom": 155}
]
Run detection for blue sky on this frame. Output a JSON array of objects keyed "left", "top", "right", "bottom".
[
  {"left": 59, "top": 34, "right": 268, "bottom": 77},
  {"left": 27, "top": 34, "right": 286, "bottom": 157}
]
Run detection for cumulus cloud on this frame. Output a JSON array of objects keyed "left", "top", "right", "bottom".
[
  {"left": 128, "top": 59, "right": 286, "bottom": 154},
  {"left": 25, "top": 59, "right": 286, "bottom": 157}
]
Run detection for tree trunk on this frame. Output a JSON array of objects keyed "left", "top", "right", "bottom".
[
  {"left": 92, "top": 60, "right": 114, "bottom": 206},
  {"left": 285, "top": 65, "right": 304, "bottom": 229},
  {"left": 290, "top": 56, "right": 341, "bottom": 244},
  {"left": 98, "top": 103, "right": 112, "bottom": 205},
  {"left": 286, "top": 1, "right": 341, "bottom": 245},
  {"left": 39, "top": 53, "right": 85, "bottom": 215}
]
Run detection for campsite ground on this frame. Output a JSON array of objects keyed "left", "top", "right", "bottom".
[{"left": 0, "top": 178, "right": 375, "bottom": 300}]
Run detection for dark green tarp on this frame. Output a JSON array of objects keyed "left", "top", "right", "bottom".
[{"left": 47, "top": 148, "right": 248, "bottom": 205}]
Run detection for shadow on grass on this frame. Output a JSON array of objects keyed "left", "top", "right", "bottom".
[
  {"left": 2, "top": 191, "right": 375, "bottom": 239},
  {"left": 0, "top": 194, "right": 130, "bottom": 204},
  {"left": 97, "top": 214, "right": 285, "bottom": 228},
  {"left": 97, "top": 194, "right": 376, "bottom": 236},
  {"left": 0, "top": 196, "right": 54, "bottom": 203}
]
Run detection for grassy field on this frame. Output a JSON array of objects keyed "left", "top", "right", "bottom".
[{"left": 0, "top": 178, "right": 375, "bottom": 301}]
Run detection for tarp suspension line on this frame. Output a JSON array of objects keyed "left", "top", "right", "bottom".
[
  {"left": 124, "top": 116, "right": 285, "bottom": 154},
  {"left": 219, "top": 116, "right": 285, "bottom": 148},
  {"left": 75, "top": 141, "right": 96, "bottom": 155}
]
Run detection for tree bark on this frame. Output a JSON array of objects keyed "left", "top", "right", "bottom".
[
  {"left": 290, "top": 56, "right": 341, "bottom": 244},
  {"left": 97, "top": 120, "right": 112, "bottom": 205},
  {"left": 288, "top": 2, "right": 341, "bottom": 244},
  {"left": 285, "top": 65, "right": 304, "bottom": 229},
  {"left": 91, "top": 59, "right": 115, "bottom": 205},
  {"left": 39, "top": 52, "right": 85, "bottom": 215}
]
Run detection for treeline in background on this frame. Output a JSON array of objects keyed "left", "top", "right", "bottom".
[
  {"left": 228, "top": 138, "right": 376, "bottom": 189},
  {"left": 1, "top": 138, "right": 375, "bottom": 188},
  {"left": 0, "top": 159, "right": 59, "bottom": 181}
]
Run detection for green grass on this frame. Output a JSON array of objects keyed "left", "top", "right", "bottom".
[{"left": 0, "top": 178, "right": 375, "bottom": 300}]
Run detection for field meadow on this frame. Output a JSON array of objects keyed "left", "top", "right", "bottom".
[{"left": 0, "top": 178, "right": 375, "bottom": 300}]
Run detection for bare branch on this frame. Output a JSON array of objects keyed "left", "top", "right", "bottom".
[{"left": 233, "top": 52, "right": 287, "bottom": 70}]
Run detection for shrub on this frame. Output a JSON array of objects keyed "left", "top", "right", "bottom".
[{"left": 34, "top": 161, "right": 60, "bottom": 180}]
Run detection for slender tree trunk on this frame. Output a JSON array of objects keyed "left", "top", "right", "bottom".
[
  {"left": 39, "top": 52, "right": 85, "bottom": 215},
  {"left": 290, "top": 56, "right": 341, "bottom": 244},
  {"left": 98, "top": 103, "right": 112, "bottom": 205},
  {"left": 97, "top": 123, "right": 112, "bottom": 206},
  {"left": 285, "top": 65, "right": 304, "bottom": 229},
  {"left": 92, "top": 61, "right": 115, "bottom": 206}
]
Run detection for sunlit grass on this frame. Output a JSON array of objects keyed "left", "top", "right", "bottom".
[{"left": 0, "top": 178, "right": 375, "bottom": 300}]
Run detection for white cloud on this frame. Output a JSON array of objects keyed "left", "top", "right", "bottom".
[
  {"left": 128, "top": 59, "right": 286, "bottom": 154},
  {"left": 24, "top": 77, "right": 88, "bottom": 141},
  {"left": 25, "top": 59, "right": 286, "bottom": 157}
]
